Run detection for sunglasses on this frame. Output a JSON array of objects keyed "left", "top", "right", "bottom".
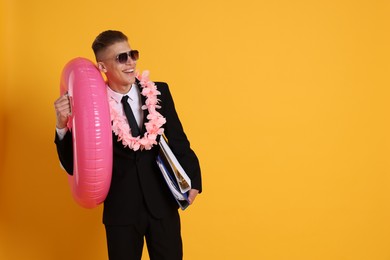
[{"left": 116, "top": 50, "right": 139, "bottom": 64}]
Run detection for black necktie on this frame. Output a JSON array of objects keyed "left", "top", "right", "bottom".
[{"left": 121, "top": 95, "right": 140, "bottom": 137}]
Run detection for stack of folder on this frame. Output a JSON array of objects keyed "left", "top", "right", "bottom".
[{"left": 156, "top": 135, "right": 192, "bottom": 210}]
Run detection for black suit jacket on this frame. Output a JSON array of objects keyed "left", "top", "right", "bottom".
[{"left": 55, "top": 82, "right": 202, "bottom": 225}]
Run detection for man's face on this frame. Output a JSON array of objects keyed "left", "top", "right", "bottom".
[{"left": 97, "top": 41, "right": 137, "bottom": 93}]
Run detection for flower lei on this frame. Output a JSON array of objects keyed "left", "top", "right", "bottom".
[{"left": 109, "top": 71, "right": 166, "bottom": 151}]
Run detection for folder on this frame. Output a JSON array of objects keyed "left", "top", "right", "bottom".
[{"left": 156, "top": 135, "right": 192, "bottom": 210}]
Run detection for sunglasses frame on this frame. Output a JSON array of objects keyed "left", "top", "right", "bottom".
[{"left": 116, "top": 50, "right": 139, "bottom": 64}]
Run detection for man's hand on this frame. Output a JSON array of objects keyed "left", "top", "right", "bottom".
[
  {"left": 54, "top": 94, "right": 71, "bottom": 129},
  {"left": 188, "top": 189, "right": 199, "bottom": 205}
]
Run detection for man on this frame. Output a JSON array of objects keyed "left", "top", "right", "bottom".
[{"left": 54, "top": 30, "right": 202, "bottom": 260}]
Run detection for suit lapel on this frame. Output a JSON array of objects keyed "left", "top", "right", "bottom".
[{"left": 136, "top": 79, "right": 149, "bottom": 135}]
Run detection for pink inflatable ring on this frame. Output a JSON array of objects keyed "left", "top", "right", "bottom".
[{"left": 60, "top": 57, "right": 112, "bottom": 209}]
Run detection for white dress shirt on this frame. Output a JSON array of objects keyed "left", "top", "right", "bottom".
[{"left": 107, "top": 83, "right": 144, "bottom": 129}]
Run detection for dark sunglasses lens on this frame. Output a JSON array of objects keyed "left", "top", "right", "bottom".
[
  {"left": 117, "top": 53, "right": 128, "bottom": 64},
  {"left": 130, "top": 50, "right": 139, "bottom": 61}
]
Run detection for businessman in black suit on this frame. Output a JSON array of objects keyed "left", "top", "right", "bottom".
[{"left": 54, "top": 30, "right": 202, "bottom": 260}]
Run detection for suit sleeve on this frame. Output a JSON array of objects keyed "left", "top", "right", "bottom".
[
  {"left": 156, "top": 82, "right": 202, "bottom": 193},
  {"left": 54, "top": 130, "right": 74, "bottom": 175}
]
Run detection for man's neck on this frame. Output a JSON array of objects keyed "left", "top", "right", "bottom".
[{"left": 108, "top": 83, "right": 133, "bottom": 94}]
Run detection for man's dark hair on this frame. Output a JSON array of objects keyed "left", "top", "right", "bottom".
[{"left": 92, "top": 30, "right": 128, "bottom": 60}]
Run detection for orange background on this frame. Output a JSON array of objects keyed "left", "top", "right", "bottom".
[{"left": 1, "top": 0, "right": 390, "bottom": 259}]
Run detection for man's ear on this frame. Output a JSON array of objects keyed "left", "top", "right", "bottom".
[{"left": 97, "top": 62, "right": 107, "bottom": 72}]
